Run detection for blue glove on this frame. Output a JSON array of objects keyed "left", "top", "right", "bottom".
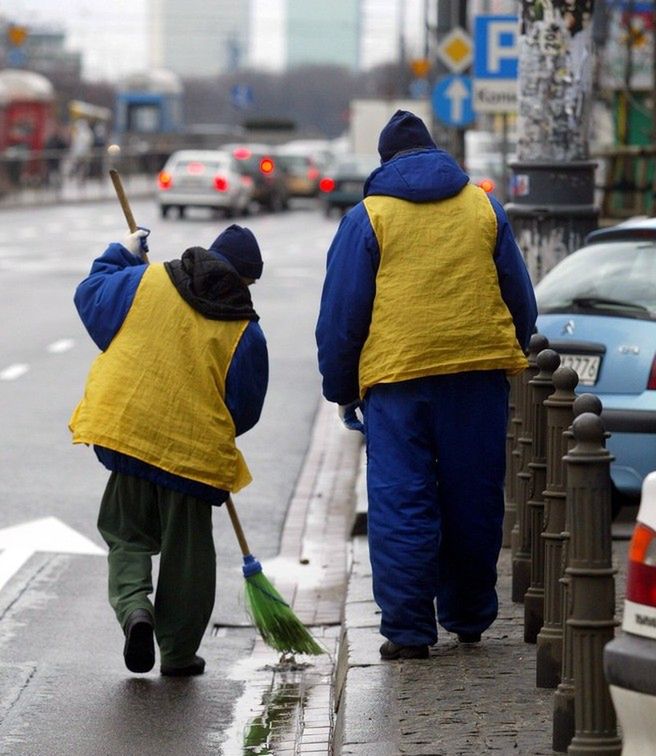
[
  {"left": 338, "top": 401, "right": 364, "bottom": 434},
  {"left": 123, "top": 226, "right": 150, "bottom": 257}
]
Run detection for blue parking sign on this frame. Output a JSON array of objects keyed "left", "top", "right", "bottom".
[{"left": 474, "top": 15, "right": 518, "bottom": 80}]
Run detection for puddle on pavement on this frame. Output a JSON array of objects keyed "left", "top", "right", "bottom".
[{"left": 221, "top": 645, "right": 328, "bottom": 755}]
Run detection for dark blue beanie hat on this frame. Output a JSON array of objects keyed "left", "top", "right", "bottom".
[
  {"left": 208, "top": 224, "right": 263, "bottom": 279},
  {"left": 377, "top": 109, "right": 437, "bottom": 163}
]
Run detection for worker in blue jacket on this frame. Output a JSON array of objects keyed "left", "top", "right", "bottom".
[
  {"left": 70, "top": 224, "right": 268, "bottom": 676},
  {"left": 316, "top": 110, "right": 537, "bottom": 660}
]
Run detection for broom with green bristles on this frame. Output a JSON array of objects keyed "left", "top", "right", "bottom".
[{"left": 225, "top": 496, "right": 324, "bottom": 655}]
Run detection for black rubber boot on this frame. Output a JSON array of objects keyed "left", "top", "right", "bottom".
[
  {"left": 160, "top": 655, "right": 206, "bottom": 677},
  {"left": 379, "top": 640, "right": 429, "bottom": 660},
  {"left": 123, "top": 609, "right": 155, "bottom": 673}
]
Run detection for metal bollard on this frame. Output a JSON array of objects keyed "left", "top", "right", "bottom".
[
  {"left": 503, "top": 374, "right": 520, "bottom": 548},
  {"left": 553, "top": 394, "right": 604, "bottom": 752},
  {"left": 512, "top": 333, "right": 549, "bottom": 603},
  {"left": 564, "top": 413, "right": 621, "bottom": 756},
  {"left": 524, "top": 348, "right": 561, "bottom": 643},
  {"left": 536, "top": 366, "right": 579, "bottom": 688}
]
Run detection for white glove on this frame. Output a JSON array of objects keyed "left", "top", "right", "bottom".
[
  {"left": 122, "top": 227, "right": 150, "bottom": 257},
  {"left": 338, "top": 401, "right": 364, "bottom": 434}
]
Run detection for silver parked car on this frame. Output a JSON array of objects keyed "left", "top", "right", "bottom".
[{"left": 157, "top": 149, "right": 254, "bottom": 219}]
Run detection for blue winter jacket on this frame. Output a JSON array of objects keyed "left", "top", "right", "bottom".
[
  {"left": 74, "top": 243, "right": 268, "bottom": 504},
  {"left": 315, "top": 147, "right": 537, "bottom": 405}
]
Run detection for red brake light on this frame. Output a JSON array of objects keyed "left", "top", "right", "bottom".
[
  {"left": 259, "top": 157, "right": 274, "bottom": 174},
  {"left": 213, "top": 176, "right": 229, "bottom": 191},
  {"left": 648, "top": 355, "right": 656, "bottom": 390},
  {"left": 319, "top": 177, "right": 335, "bottom": 193},
  {"left": 626, "top": 522, "right": 656, "bottom": 607},
  {"left": 477, "top": 178, "right": 496, "bottom": 193},
  {"left": 187, "top": 162, "right": 204, "bottom": 174},
  {"left": 233, "top": 148, "right": 251, "bottom": 160},
  {"left": 158, "top": 171, "right": 172, "bottom": 189}
]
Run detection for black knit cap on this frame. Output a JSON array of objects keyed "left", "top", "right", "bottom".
[
  {"left": 208, "top": 224, "right": 263, "bottom": 279},
  {"left": 377, "top": 109, "right": 437, "bottom": 163}
]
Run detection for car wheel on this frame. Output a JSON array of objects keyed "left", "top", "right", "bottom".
[
  {"left": 178, "top": 205, "right": 186, "bottom": 218},
  {"left": 160, "top": 205, "right": 170, "bottom": 218},
  {"left": 224, "top": 206, "right": 236, "bottom": 219},
  {"left": 268, "top": 192, "right": 284, "bottom": 213},
  {"left": 323, "top": 203, "right": 332, "bottom": 218}
]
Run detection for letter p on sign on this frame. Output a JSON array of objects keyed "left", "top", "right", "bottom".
[{"left": 474, "top": 16, "right": 518, "bottom": 80}]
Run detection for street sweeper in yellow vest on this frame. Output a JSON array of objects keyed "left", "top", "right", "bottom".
[
  {"left": 70, "top": 224, "right": 268, "bottom": 676},
  {"left": 316, "top": 110, "right": 537, "bottom": 661}
]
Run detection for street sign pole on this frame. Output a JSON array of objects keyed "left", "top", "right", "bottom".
[
  {"left": 435, "top": 0, "right": 469, "bottom": 163},
  {"left": 505, "top": 3, "right": 598, "bottom": 284}
]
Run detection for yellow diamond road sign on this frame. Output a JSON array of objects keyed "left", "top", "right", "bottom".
[{"left": 436, "top": 27, "right": 473, "bottom": 74}]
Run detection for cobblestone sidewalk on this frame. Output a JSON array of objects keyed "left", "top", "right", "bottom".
[{"left": 335, "top": 464, "right": 631, "bottom": 755}]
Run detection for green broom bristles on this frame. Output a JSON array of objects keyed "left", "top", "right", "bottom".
[{"left": 242, "top": 555, "right": 324, "bottom": 655}]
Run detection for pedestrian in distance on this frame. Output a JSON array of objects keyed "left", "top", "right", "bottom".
[
  {"left": 315, "top": 110, "right": 537, "bottom": 660},
  {"left": 69, "top": 224, "right": 268, "bottom": 676}
]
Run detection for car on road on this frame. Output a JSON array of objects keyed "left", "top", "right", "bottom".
[
  {"left": 535, "top": 217, "right": 656, "bottom": 505},
  {"left": 275, "top": 151, "right": 322, "bottom": 199},
  {"left": 156, "top": 149, "right": 253, "bottom": 218},
  {"left": 222, "top": 143, "right": 289, "bottom": 212},
  {"left": 318, "top": 154, "right": 380, "bottom": 217},
  {"left": 604, "top": 471, "right": 656, "bottom": 753}
]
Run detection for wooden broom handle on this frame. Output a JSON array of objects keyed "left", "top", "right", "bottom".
[
  {"left": 109, "top": 168, "right": 150, "bottom": 263},
  {"left": 225, "top": 496, "right": 251, "bottom": 557},
  {"left": 109, "top": 169, "right": 137, "bottom": 232}
]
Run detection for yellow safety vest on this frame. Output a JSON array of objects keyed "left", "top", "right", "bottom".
[
  {"left": 69, "top": 263, "right": 252, "bottom": 492},
  {"left": 358, "top": 184, "right": 527, "bottom": 397}
]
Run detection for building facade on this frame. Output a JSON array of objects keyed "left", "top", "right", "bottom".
[
  {"left": 149, "top": 0, "right": 250, "bottom": 77},
  {"left": 286, "top": 0, "right": 360, "bottom": 71}
]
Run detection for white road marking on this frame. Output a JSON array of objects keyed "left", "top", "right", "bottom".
[
  {"left": 0, "top": 364, "right": 29, "bottom": 381},
  {"left": 46, "top": 338, "right": 75, "bottom": 354},
  {"left": 0, "top": 517, "right": 105, "bottom": 593}
]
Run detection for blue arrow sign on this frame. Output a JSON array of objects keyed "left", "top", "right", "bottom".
[{"left": 432, "top": 75, "right": 474, "bottom": 127}]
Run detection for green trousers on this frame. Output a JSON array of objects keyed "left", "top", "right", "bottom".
[{"left": 97, "top": 472, "right": 216, "bottom": 667}]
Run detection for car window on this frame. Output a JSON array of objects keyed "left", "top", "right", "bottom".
[
  {"left": 329, "top": 156, "right": 379, "bottom": 175},
  {"left": 535, "top": 241, "right": 656, "bottom": 315},
  {"left": 174, "top": 160, "right": 228, "bottom": 172}
]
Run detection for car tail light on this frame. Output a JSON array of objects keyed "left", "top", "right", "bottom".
[
  {"left": 233, "top": 148, "right": 251, "bottom": 160},
  {"left": 158, "top": 171, "right": 173, "bottom": 190},
  {"left": 626, "top": 523, "right": 656, "bottom": 607},
  {"left": 187, "top": 162, "right": 205, "bottom": 174},
  {"left": 308, "top": 166, "right": 320, "bottom": 180},
  {"left": 647, "top": 355, "right": 656, "bottom": 389},
  {"left": 259, "top": 157, "right": 275, "bottom": 174},
  {"left": 213, "top": 176, "right": 229, "bottom": 191},
  {"left": 319, "top": 177, "right": 335, "bottom": 193},
  {"left": 622, "top": 473, "right": 656, "bottom": 638},
  {"left": 477, "top": 178, "right": 496, "bottom": 193}
]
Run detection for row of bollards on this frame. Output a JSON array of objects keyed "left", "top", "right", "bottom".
[{"left": 505, "top": 334, "right": 622, "bottom": 754}]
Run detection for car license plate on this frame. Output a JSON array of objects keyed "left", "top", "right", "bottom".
[{"left": 559, "top": 354, "right": 601, "bottom": 385}]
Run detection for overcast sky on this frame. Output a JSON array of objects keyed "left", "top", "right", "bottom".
[{"left": 5, "top": 0, "right": 427, "bottom": 81}]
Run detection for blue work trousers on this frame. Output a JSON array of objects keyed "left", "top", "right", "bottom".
[{"left": 363, "top": 371, "right": 509, "bottom": 646}]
